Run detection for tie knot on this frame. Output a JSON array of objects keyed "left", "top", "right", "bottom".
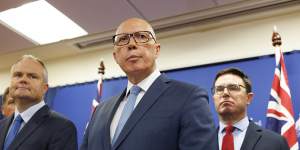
[
  {"left": 130, "top": 85, "right": 141, "bottom": 95},
  {"left": 15, "top": 115, "right": 23, "bottom": 123},
  {"left": 225, "top": 125, "right": 234, "bottom": 133}
]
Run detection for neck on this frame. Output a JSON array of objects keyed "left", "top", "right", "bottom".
[
  {"left": 15, "top": 99, "right": 41, "bottom": 113},
  {"left": 127, "top": 67, "right": 156, "bottom": 84},
  {"left": 220, "top": 113, "right": 246, "bottom": 125}
]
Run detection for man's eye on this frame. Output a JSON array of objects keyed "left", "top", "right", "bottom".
[
  {"left": 140, "top": 33, "right": 150, "bottom": 39},
  {"left": 29, "top": 75, "right": 38, "bottom": 79},
  {"left": 118, "top": 36, "right": 128, "bottom": 42},
  {"left": 228, "top": 84, "right": 240, "bottom": 90},
  {"left": 139, "top": 34, "right": 146, "bottom": 39},
  {"left": 13, "top": 73, "right": 22, "bottom": 78},
  {"left": 216, "top": 86, "right": 225, "bottom": 91}
]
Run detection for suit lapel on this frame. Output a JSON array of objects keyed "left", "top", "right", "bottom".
[
  {"left": 214, "top": 127, "right": 220, "bottom": 150},
  {"left": 104, "top": 91, "right": 126, "bottom": 150},
  {"left": 0, "top": 116, "right": 13, "bottom": 149},
  {"left": 8, "top": 105, "right": 50, "bottom": 150},
  {"left": 112, "top": 75, "right": 170, "bottom": 149},
  {"left": 240, "top": 122, "right": 262, "bottom": 150}
]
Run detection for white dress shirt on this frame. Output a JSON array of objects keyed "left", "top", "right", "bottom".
[
  {"left": 6, "top": 100, "right": 46, "bottom": 137},
  {"left": 110, "top": 68, "right": 161, "bottom": 141},
  {"left": 218, "top": 116, "right": 249, "bottom": 150}
]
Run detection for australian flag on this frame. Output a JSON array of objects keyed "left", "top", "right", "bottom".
[{"left": 266, "top": 44, "right": 299, "bottom": 149}]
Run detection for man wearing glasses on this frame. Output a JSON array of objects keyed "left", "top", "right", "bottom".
[
  {"left": 81, "top": 18, "right": 215, "bottom": 150},
  {"left": 210, "top": 67, "right": 289, "bottom": 150}
]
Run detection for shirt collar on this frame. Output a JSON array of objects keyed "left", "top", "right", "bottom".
[
  {"left": 219, "top": 116, "right": 249, "bottom": 133},
  {"left": 127, "top": 68, "right": 161, "bottom": 94},
  {"left": 14, "top": 100, "right": 46, "bottom": 123}
]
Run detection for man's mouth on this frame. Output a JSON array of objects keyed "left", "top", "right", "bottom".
[
  {"left": 16, "top": 87, "right": 29, "bottom": 90},
  {"left": 127, "top": 55, "right": 140, "bottom": 61},
  {"left": 220, "top": 100, "right": 234, "bottom": 106}
]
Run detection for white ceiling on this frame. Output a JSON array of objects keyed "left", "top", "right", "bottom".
[{"left": 0, "top": 0, "right": 298, "bottom": 70}]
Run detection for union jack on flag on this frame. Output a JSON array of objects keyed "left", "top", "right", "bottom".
[{"left": 266, "top": 45, "right": 299, "bottom": 150}]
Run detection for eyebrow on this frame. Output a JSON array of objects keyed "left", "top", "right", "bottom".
[{"left": 13, "top": 71, "right": 40, "bottom": 77}]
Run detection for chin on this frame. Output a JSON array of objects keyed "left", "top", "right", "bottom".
[
  {"left": 16, "top": 95, "right": 35, "bottom": 100},
  {"left": 219, "top": 108, "right": 235, "bottom": 115}
]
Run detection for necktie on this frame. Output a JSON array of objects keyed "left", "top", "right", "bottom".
[
  {"left": 4, "top": 115, "right": 23, "bottom": 150},
  {"left": 222, "top": 125, "right": 235, "bottom": 150},
  {"left": 112, "top": 85, "right": 141, "bottom": 144}
]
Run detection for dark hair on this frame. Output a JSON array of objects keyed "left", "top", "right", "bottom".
[
  {"left": 213, "top": 67, "right": 252, "bottom": 93},
  {"left": 1, "top": 87, "right": 10, "bottom": 105}
]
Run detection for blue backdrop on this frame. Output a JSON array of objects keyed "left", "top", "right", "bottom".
[{"left": 2, "top": 50, "right": 300, "bottom": 145}]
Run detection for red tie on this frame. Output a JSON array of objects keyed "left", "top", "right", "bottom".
[{"left": 222, "top": 125, "right": 234, "bottom": 150}]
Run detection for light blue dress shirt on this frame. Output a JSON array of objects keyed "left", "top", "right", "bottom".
[{"left": 218, "top": 116, "right": 249, "bottom": 150}]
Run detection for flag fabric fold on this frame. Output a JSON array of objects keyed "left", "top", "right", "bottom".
[{"left": 266, "top": 46, "right": 299, "bottom": 150}]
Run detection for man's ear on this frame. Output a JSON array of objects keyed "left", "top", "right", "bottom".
[
  {"left": 113, "top": 51, "right": 119, "bottom": 64},
  {"left": 154, "top": 44, "right": 160, "bottom": 59},
  {"left": 247, "top": 92, "right": 254, "bottom": 105},
  {"left": 43, "top": 83, "right": 49, "bottom": 94}
]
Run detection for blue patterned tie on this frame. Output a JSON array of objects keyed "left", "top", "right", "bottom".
[
  {"left": 4, "top": 115, "right": 23, "bottom": 150},
  {"left": 112, "top": 85, "right": 141, "bottom": 144}
]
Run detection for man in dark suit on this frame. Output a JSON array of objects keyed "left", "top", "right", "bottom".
[
  {"left": 210, "top": 67, "right": 289, "bottom": 150},
  {"left": 0, "top": 55, "right": 78, "bottom": 150},
  {"left": 81, "top": 18, "right": 215, "bottom": 150}
]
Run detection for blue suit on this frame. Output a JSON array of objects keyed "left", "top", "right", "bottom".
[
  {"left": 81, "top": 74, "right": 215, "bottom": 150},
  {"left": 0, "top": 105, "right": 78, "bottom": 150},
  {"left": 208, "top": 121, "right": 289, "bottom": 150}
]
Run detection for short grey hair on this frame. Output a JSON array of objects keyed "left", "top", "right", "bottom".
[{"left": 11, "top": 55, "right": 48, "bottom": 83}]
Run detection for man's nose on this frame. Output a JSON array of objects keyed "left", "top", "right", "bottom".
[
  {"left": 128, "top": 36, "right": 136, "bottom": 44},
  {"left": 127, "top": 37, "right": 137, "bottom": 50},
  {"left": 19, "top": 75, "right": 29, "bottom": 83},
  {"left": 223, "top": 87, "right": 230, "bottom": 94},
  {"left": 221, "top": 88, "right": 230, "bottom": 97}
]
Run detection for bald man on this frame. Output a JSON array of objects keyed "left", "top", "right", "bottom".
[{"left": 81, "top": 18, "right": 215, "bottom": 150}]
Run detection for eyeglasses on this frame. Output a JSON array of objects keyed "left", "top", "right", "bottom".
[
  {"left": 113, "top": 31, "right": 156, "bottom": 46},
  {"left": 211, "top": 83, "right": 246, "bottom": 95}
]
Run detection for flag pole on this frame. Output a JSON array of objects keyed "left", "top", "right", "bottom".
[
  {"left": 272, "top": 26, "right": 282, "bottom": 68},
  {"left": 97, "top": 60, "right": 105, "bottom": 102},
  {"left": 92, "top": 60, "right": 105, "bottom": 111},
  {"left": 85, "top": 60, "right": 106, "bottom": 130}
]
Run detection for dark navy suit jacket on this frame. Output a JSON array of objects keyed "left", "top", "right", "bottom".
[
  {"left": 208, "top": 121, "right": 289, "bottom": 150},
  {"left": 0, "top": 105, "right": 78, "bottom": 150},
  {"left": 0, "top": 113, "right": 3, "bottom": 121},
  {"left": 81, "top": 74, "right": 215, "bottom": 150}
]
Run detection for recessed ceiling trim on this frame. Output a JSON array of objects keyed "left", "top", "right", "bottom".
[
  {"left": 74, "top": 0, "right": 300, "bottom": 50},
  {"left": 126, "top": 0, "right": 146, "bottom": 19}
]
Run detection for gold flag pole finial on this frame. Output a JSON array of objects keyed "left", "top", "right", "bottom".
[
  {"left": 98, "top": 60, "right": 105, "bottom": 75},
  {"left": 272, "top": 25, "right": 282, "bottom": 47}
]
